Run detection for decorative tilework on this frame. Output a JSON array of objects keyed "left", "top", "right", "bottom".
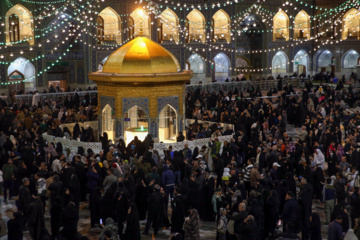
[
  {"left": 122, "top": 97, "right": 149, "bottom": 117},
  {"left": 179, "top": 115, "right": 184, "bottom": 133},
  {"left": 69, "top": 62, "right": 76, "bottom": 83},
  {"left": 115, "top": 117, "right": 123, "bottom": 138},
  {"left": 1, "top": 63, "right": 5, "bottom": 83},
  {"left": 77, "top": 63, "right": 85, "bottom": 84},
  {"left": 157, "top": 96, "right": 179, "bottom": 114},
  {"left": 149, "top": 118, "right": 158, "bottom": 138},
  {"left": 98, "top": 115, "right": 102, "bottom": 133},
  {"left": 100, "top": 96, "right": 115, "bottom": 111}
]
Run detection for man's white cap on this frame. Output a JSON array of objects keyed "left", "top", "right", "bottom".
[{"left": 273, "top": 162, "right": 281, "bottom": 167}]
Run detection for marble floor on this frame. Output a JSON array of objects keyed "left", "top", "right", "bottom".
[{"left": 0, "top": 196, "right": 335, "bottom": 240}]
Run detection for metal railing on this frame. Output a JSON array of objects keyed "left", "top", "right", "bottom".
[
  {"left": 0, "top": 79, "right": 307, "bottom": 107},
  {"left": 0, "top": 90, "right": 97, "bottom": 107},
  {"left": 186, "top": 78, "right": 304, "bottom": 93}
]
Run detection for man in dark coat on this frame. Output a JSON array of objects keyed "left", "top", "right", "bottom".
[
  {"left": 350, "top": 188, "right": 360, "bottom": 228},
  {"left": 7, "top": 212, "right": 23, "bottom": 240},
  {"left": 234, "top": 202, "right": 249, "bottom": 237},
  {"left": 61, "top": 202, "right": 79, "bottom": 239},
  {"left": 27, "top": 197, "right": 45, "bottom": 240},
  {"left": 299, "top": 178, "right": 314, "bottom": 240},
  {"left": 115, "top": 182, "right": 129, "bottom": 238},
  {"left": 171, "top": 187, "right": 185, "bottom": 235},
  {"left": 18, "top": 178, "right": 32, "bottom": 213},
  {"left": 73, "top": 155, "right": 86, "bottom": 201},
  {"left": 281, "top": 191, "right": 300, "bottom": 233},
  {"left": 239, "top": 215, "right": 258, "bottom": 240},
  {"left": 18, "top": 177, "right": 33, "bottom": 227},
  {"left": 143, "top": 184, "right": 164, "bottom": 235}
]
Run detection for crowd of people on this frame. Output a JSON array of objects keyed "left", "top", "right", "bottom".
[{"left": 1, "top": 81, "right": 360, "bottom": 240}]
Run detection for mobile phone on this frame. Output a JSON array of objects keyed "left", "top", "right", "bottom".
[
  {"left": 100, "top": 219, "right": 103, "bottom": 225},
  {"left": 278, "top": 219, "right": 282, "bottom": 226}
]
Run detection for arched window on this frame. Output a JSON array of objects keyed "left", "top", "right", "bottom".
[
  {"left": 294, "top": 10, "right": 310, "bottom": 39},
  {"left": 272, "top": 51, "right": 288, "bottom": 75},
  {"left": 9, "top": 14, "right": 20, "bottom": 43},
  {"left": 317, "top": 50, "right": 333, "bottom": 68},
  {"left": 212, "top": 10, "right": 231, "bottom": 42},
  {"left": 214, "top": 53, "right": 230, "bottom": 81},
  {"left": 160, "top": 9, "right": 179, "bottom": 43},
  {"left": 98, "top": 7, "right": 121, "bottom": 44},
  {"left": 273, "top": 10, "right": 289, "bottom": 41},
  {"left": 293, "top": 50, "right": 309, "bottom": 75},
  {"left": 186, "top": 9, "right": 206, "bottom": 43},
  {"left": 6, "top": 4, "right": 34, "bottom": 45},
  {"left": 343, "top": 50, "right": 360, "bottom": 68},
  {"left": 214, "top": 53, "right": 230, "bottom": 73},
  {"left": 97, "top": 16, "right": 105, "bottom": 44},
  {"left": 7, "top": 57, "right": 35, "bottom": 92},
  {"left": 130, "top": 9, "right": 151, "bottom": 39},
  {"left": 159, "top": 105, "right": 177, "bottom": 142},
  {"left": 186, "top": 54, "right": 205, "bottom": 74},
  {"left": 342, "top": 8, "right": 360, "bottom": 40}
]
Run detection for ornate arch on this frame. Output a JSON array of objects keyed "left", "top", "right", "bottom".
[{"left": 122, "top": 97, "right": 149, "bottom": 117}]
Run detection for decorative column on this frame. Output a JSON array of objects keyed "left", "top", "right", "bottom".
[
  {"left": 129, "top": 106, "right": 138, "bottom": 128},
  {"left": 115, "top": 117, "right": 123, "bottom": 139}
]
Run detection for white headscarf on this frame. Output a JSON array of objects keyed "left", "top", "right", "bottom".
[
  {"left": 344, "top": 229, "right": 358, "bottom": 240},
  {"left": 314, "top": 149, "right": 325, "bottom": 169},
  {"left": 68, "top": 150, "right": 76, "bottom": 162},
  {"left": 320, "top": 107, "right": 326, "bottom": 118}
]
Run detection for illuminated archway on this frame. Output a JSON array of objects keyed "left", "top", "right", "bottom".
[
  {"left": 272, "top": 51, "right": 288, "bottom": 75},
  {"left": 6, "top": 4, "right": 34, "bottom": 45},
  {"left": 294, "top": 10, "right": 310, "bottom": 40},
  {"left": 98, "top": 7, "right": 121, "bottom": 44},
  {"left": 186, "top": 54, "right": 205, "bottom": 81},
  {"left": 317, "top": 50, "right": 333, "bottom": 69},
  {"left": 159, "top": 9, "right": 179, "bottom": 43},
  {"left": 342, "top": 8, "right": 360, "bottom": 40},
  {"left": 124, "top": 105, "right": 149, "bottom": 145},
  {"left": 130, "top": 8, "right": 151, "bottom": 39},
  {"left": 159, "top": 105, "right": 177, "bottom": 142},
  {"left": 212, "top": 9, "right": 231, "bottom": 42},
  {"left": 7, "top": 57, "right": 35, "bottom": 90},
  {"left": 343, "top": 50, "right": 360, "bottom": 68},
  {"left": 293, "top": 50, "right": 309, "bottom": 75},
  {"left": 102, "top": 104, "right": 115, "bottom": 141},
  {"left": 214, "top": 52, "right": 230, "bottom": 80},
  {"left": 273, "top": 10, "right": 289, "bottom": 41},
  {"left": 186, "top": 9, "right": 205, "bottom": 43}
]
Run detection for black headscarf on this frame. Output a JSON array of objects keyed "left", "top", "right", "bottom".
[{"left": 310, "top": 212, "right": 322, "bottom": 240}]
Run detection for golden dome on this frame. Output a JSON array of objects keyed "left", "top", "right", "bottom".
[{"left": 102, "top": 37, "right": 181, "bottom": 74}]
